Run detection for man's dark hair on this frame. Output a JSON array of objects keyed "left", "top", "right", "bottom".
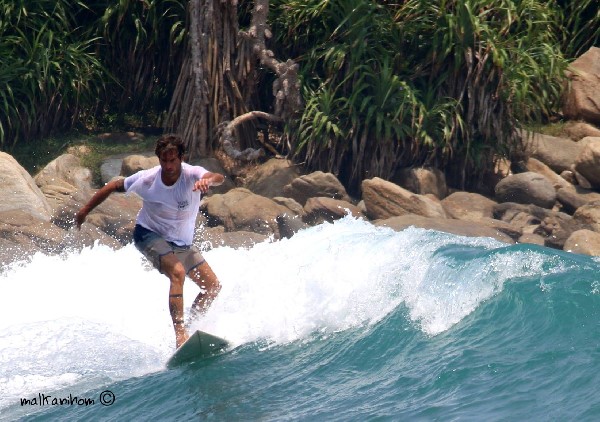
[{"left": 155, "top": 134, "right": 185, "bottom": 158}]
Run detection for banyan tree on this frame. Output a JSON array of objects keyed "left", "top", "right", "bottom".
[{"left": 164, "top": 0, "right": 301, "bottom": 163}]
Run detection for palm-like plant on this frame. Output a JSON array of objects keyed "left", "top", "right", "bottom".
[
  {"left": 272, "top": 0, "right": 568, "bottom": 192},
  {"left": 556, "top": 0, "right": 600, "bottom": 59},
  {"left": 0, "top": 0, "right": 106, "bottom": 149},
  {"left": 88, "top": 0, "right": 187, "bottom": 118}
]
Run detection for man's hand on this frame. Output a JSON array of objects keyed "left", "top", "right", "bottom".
[
  {"left": 192, "top": 179, "right": 212, "bottom": 193},
  {"left": 193, "top": 173, "right": 224, "bottom": 193}
]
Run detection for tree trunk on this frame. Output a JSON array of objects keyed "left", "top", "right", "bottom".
[
  {"left": 165, "top": 0, "right": 256, "bottom": 161},
  {"left": 166, "top": 0, "right": 302, "bottom": 162}
]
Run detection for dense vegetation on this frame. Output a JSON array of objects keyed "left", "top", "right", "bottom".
[{"left": 1, "top": 0, "right": 599, "bottom": 191}]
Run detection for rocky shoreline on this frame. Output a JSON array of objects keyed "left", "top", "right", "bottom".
[
  {"left": 3, "top": 47, "right": 600, "bottom": 268},
  {"left": 2, "top": 121, "right": 600, "bottom": 269}
]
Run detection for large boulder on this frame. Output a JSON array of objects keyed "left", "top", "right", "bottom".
[
  {"left": 556, "top": 186, "right": 600, "bottom": 214},
  {"left": 564, "top": 229, "right": 600, "bottom": 256},
  {"left": 523, "top": 131, "right": 585, "bottom": 173},
  {"left": 563, "top": 121, "right": 600, "bottom": 141},
  {"left": 562, "top": 47, "right": 600, "bottom": 125},
  {"left": 196, "top": 226, "right": 269, "bottom": 250},
  {"left": 441, "top": 192, "right": 497, "bottom": 221},
  {"left": 494, "top": 172, "right": 556, "bottom": 209},
  {"left": 572, "top": 202, "right": 600, "bottom": 233},
  {"left": 573, "top": 139, "right": 600, "bottom": 189},
  {"left": 283, "top": 171, "right": 351, "bottom": 205},
  {"left": 100, "top": 151, "right": 154, "bottom": 184},
  {"left": 200, "top": 188, "right": 289, "bottom": 238},
  {"left": 525, "top": 158, "right": 571, "bottom": 191},
  {"left": 35, "top": 153, "right": 93, "bottom": 192},
  {"left": 34, "top": 153, "right": 93, "bottom": 211},
  {"left": 189, "top": 157, "right": 236, "bottom": 195},
  {"left": 392, "top": 167, "right": 448, "bottom": 199},
  {"left": 243, "top": 158, "right": 303, "bottom": 198},
  {"left": 120, "top": 154, "right": 159, "bottom": 177},
  {"left": 302, "top": 197, "right": 364, "bottom": 225},
  {"left": 361, "top": 177, "right": 447, "bottom": 220},
  {"left": 0, "top": 152, "right": 53, "bottom": 221},
  {"left": 0, "top": 211, "right": 66, "bottom": 263}
]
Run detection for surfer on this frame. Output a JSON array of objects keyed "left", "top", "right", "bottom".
[{"left": 75, "top": 134, "right": 225, "bottom": 348}]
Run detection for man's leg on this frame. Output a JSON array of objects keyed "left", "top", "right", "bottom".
[
  {"left": 160, "top": 252, "right": 189, "bottom": 348},
  {"left": 188, "top": 261, "right": 221, "bottom": 316}
]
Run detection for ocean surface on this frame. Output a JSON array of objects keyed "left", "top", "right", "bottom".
[{"left": 1, "top": 216, "right": 600, "bottom": 421}]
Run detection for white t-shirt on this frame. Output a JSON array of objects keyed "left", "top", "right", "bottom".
[{"left": 124, "top": 163, "right": 209, "bottom": 245}]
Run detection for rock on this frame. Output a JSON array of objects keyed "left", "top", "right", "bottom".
[
  {"left": 525, "top": 158, "right": 571, "bottom": 190},
  {"left": 563, "top": 121, "right": 600, "bottom": 141},
  {"left": 0, "top": 211, "right": 68, "bottom": 265},
  {"left": 35, "top": 153, "right": 94, "bottom": 212},
  {"left": 276, "top": 214, "right": 310, "bottom": 239},
  {"left": 120, "top": 154, "right": 159, "bottom": 177},
  {"left": 522, "top": 131, "right": 585, "bottom": 173},
  {"left": 392, "top": 167, "right": 448, "bottom": 199},
  {"left": 494, "top": 172, "right": 556, "bottom": 209},
  {"left": 579, "top": 136, "right": 600, "bottom": 147},
  {"left": 303, "top": 197, "right": 363, "bottom": 225},
  {"left": 493, "top": 202, "right": 580, "bottom": 248},
  {"left": 361, "top": 177, "right": 447, "bottom": 220},
  {"left": 99, "top": 152, "right": 153, "bottom": 184},
  {"left": 243, "top": 158, "right": 302, "bottom": 198},
  {"left": 556, "top": 186, "right": 600, "bottom": 214},
  {"left": 573, "top": 202, "right": 600, "bottom": 233},
  {"left": 196, "top": 226, "right": 269, "bottom": 250},
  {"left": 518, "top": 233, "right": 546, "bottom": 246},
  {"left": 35, "top": 153, "right": 93, "bottom": 193},
  {"left": 441, "top": 192, "right": 497, "bottom": 221},
  {"left": 189, "top": 157, "right": 236, "bottom": 195},
  {"left": 283, "top": 171, "right": 351, "bottom": 205},
  {"left": 0, "top": 152, "right": 53, "bottom": 221},
  {"left": 374, "top": 215, "right": 514, "bottom": 243},
  {"left": 533, "top": 213, "right": 582, "bottom": 249},
  {"left": 564, "top": 229, "right": 600, "bottom": 256},
  {"left": 560, "top": 170, "right": 577, "bottom": 185},
  {"left": 200, "top": 188, "right": 289, "bottom": 238},
  {"left": 562, "top": 47, "right": 600, "bottom": 125},
  {"left": 574, "top": 140, "right": 600, "bottom": 188},
  {"left": 574, "top": 169, "right": 593, "bottom": 189},
  {"left": 272, "top": 197, "right": 305, "bottom": 217}
]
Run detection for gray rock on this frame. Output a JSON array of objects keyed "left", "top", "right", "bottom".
[{"left": 495, "top": 172, "right": 556, "bottom": 209}]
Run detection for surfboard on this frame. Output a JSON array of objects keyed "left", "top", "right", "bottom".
[{"left": 166, "top": 330, "right": 230, "bottom": 368}]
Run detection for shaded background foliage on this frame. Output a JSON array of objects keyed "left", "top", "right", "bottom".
[{"left": 1, "top": 0, "right": 599, "bottom": 192}]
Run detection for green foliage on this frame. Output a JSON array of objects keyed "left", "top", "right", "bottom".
[
  {"left": 0, "top": 0, "right": 106, "bottom": 149},
  {"left": 87, "top": 0, "right": 186, "bottom": 118},
  {"left": 272, "top": 0, "right": 569, "bottom": 191},
  {"left": 556, "top": 0, "right": 600, "bottom": 58}
]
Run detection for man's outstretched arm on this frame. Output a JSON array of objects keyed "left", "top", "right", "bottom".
[
  {"left": 76, "top": 178, "right": 125, "bottom": 229},
  {"left": 193, "top": 172, "right": 225, "bottom": 193}
]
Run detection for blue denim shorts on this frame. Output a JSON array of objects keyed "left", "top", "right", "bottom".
[{"left": 133, "top": 224, "right": 205, "bottom": 274}]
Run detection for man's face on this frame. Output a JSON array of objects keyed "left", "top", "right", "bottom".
[{"left": 158, "top": 149, "right": 182, "bottom": 179}]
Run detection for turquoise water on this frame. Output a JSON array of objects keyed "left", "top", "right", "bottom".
[{"left": 2, "top": 217, "right": 600, "bottom": 421}]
